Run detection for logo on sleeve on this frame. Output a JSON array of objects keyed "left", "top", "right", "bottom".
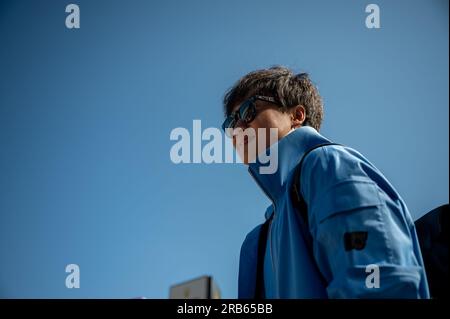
[{"left": 344, "top": 231, "right": 368, "bottom": 251}]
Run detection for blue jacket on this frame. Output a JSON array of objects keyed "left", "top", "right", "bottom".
[{"left": 238, "top": 127, "right": 430, "bottom": 298}]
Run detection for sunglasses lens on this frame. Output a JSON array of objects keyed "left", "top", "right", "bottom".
[
  {"left": 239, "top": 100, "right": 255, "bottom": 123},
  {"left": 222, "top": 99, "right": 258, "bottom": 138},
  {"left": 222, "top": 117, "right": 236, "bottom": 137}
]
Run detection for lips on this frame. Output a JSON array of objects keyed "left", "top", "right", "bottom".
[{"left": 237, "top": 135, "right": 252, "bottom": 146}]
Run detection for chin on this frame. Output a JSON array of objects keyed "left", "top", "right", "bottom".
[
  {"left": 237, "top": 146, "right": 259, "bottom": 165},
  {"left": 235, "top": 136, "right": 260, "bottom": 164}
]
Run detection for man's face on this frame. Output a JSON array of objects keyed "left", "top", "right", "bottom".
[{"left": 230, "top": 97, "right": 294, "bottom": 164}]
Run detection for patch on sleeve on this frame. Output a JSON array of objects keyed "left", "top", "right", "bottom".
[{"left": 344, "top": 231, "right": 368, "bottom": 251}]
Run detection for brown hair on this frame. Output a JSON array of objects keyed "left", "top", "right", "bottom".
[{"left": 223, "top": 66, "right": 324, "bottom": 131}]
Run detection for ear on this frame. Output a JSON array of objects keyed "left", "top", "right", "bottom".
[{"left": 290, "top": 105, "right": 306, "bottom": 129}]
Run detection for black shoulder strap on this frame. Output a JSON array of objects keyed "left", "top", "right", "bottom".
[
  {"left": 290, "top": 142, "right": 342, "bottom": 287},
  {"left": 291, "top": 143, "right": 342, "bottom": 226},
  {"left": 254, "top": 213, "right": 273, "bottom": 299},
  {"left": 254, "top": 142, "right": 342, "bottom": 298}
]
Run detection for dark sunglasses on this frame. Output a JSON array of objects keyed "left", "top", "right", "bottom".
[{"left": 222, "top": 95, "right": 281, "bottom": 137}]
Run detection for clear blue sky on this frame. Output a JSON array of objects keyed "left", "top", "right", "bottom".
[{"left": 0, "top": 0, "right": 448, "bottom": 298}]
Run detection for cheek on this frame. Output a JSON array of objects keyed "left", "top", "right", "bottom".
[
  {"left": 246, "top": 114, "right": 275, "bottom": 151},
  {"left": 250, "top": 111, "right": 277, "bottom": 130},
  {"left": 251, "top": 111, "right": 290, "bottom": 139}
]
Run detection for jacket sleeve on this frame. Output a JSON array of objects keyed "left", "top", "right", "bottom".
[{"left": 300, "top": 146, "right": 426, "bottom": 298}]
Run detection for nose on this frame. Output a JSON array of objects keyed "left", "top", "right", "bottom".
[{"left": 234, "top": 118, "right": 248, "bottom": 130}]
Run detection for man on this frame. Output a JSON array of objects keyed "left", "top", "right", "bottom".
[{"left": 222, "top": 66, "right": 430, "bottom": 298}]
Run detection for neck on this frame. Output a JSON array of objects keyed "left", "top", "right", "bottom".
[{"left": 248, "top": 126, "right": 331, "bottom": 207}]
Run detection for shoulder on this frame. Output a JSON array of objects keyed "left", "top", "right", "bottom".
[
  {"left": 300, "top": 145, "right": 377, "bottom": 198},
  {"left": 302, "top": 144, "right": 367, "bottom": 179}
]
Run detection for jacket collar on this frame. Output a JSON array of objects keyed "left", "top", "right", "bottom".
[{"left": 248, "top": 126, "right": 331, "bottom": 216}]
